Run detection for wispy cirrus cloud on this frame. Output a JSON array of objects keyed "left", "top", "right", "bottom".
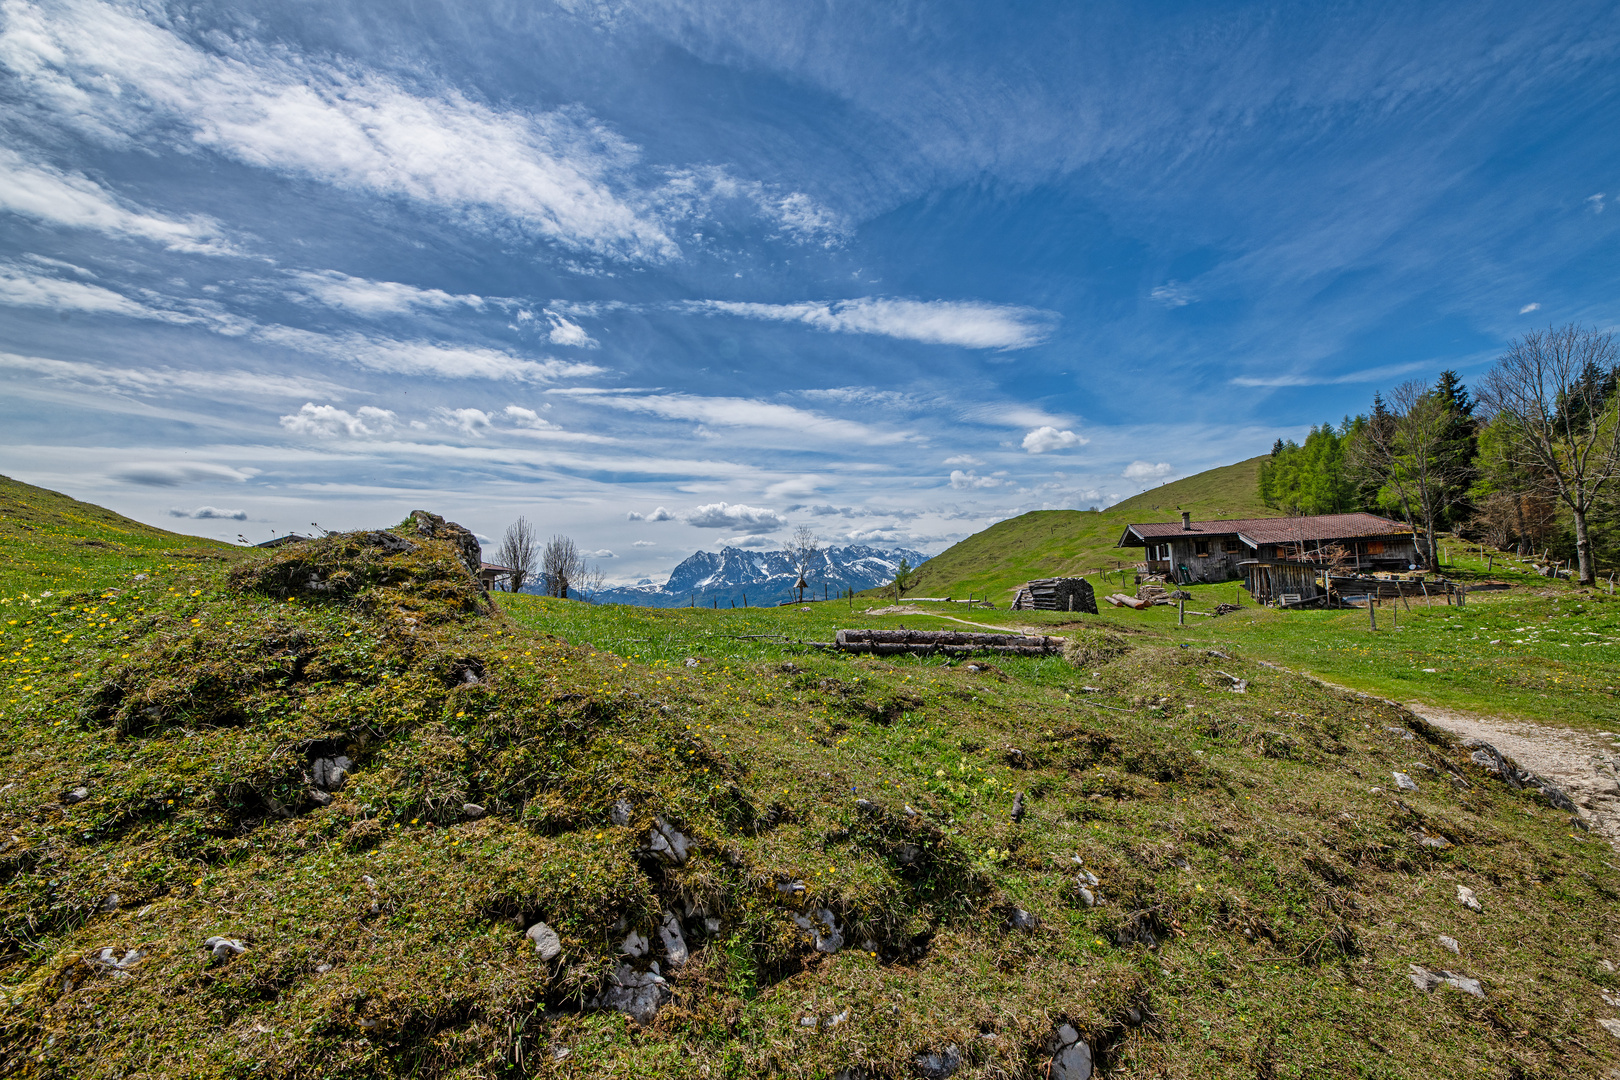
[
  {"left": 287, "top": 270, "right": 483, "bottom": 316},
  {"left": 168, "top": 505, "right": 246, "bottom": 520},
  {"left": 687, "top": 297, "right": 1057, "bottom": 350},
  {"left": 555, "top": 389, "right": 903, "bottom": 442},
  {"left": 0, "top": 349, "right": 352, "bottom": 400},
  {"left": 0, "top": 147, "right": 233, "bottom": 254},
  {"left": 256, "top": 326, "right": 605, "bottom": 382},
  {"left": 1229, "top": 359, "right": 1433, "bottom": 388}
]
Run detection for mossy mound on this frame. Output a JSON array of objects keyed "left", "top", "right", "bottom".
[{"left": 2, "top": 517, "right": 1619, "bottom": 1078}]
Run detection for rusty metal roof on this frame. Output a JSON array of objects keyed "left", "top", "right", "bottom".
[{"left": 1117, "top": 512, "right": 1412, "bottom": 548}]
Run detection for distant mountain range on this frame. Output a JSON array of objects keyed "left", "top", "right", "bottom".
[{"left": 586, "top": 544, "right": 928, "bottom": 607}]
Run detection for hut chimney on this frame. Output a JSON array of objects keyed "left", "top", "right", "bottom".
[{"left": 1181, "top": 511, "right": 1192, "bottom": 531}]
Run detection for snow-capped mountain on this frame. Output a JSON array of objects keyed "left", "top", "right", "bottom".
[{"left": 590, "top": 545, "right": 928, "bottom": 607}]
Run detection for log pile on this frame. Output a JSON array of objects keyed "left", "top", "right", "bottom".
[
  {"left": 1104, "top": 593, "right": 1148, "bottom": 609},
  {"left": 1135, "top": 582, "right": 1171, "bottom": 605},
  {"left": 1008, "top": 578, "right": 1097, "bottom": 614},
  {"left": 831, "top": 629, "right": 1062, "bottom": 657}
]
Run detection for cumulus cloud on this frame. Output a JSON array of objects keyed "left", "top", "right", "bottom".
[
  {"left": 545, "top": 310, "right": 598, "bottom": 347},
  {"left": 626, "top": 506, "right": 675, "bottom": 522},
  {"left": 1123, "top": 460, "right": 1172, "bottom": 480},
  {"left": 684, "top": 502, "right": 785, "bottom": 534},
  {"left": 256, "top": 326, "right": 604, "bottom": 382},
  {"left": 725, "top": 535, "right": 776, "bottom": 548},
  {"left": 949, "top": 469, "right": 1007, "bottom": 489},
  {"left": 111, "top": 462, "right": 256, "bottom": 486},
  {"left": 631, "top": 539, "right": 656, "bottom": 547},
  {"left": 436, "top": 407, "right": 494, "bottom": 436},
  {"left": 0, "top": 0, "right": 680, "bottom": 260},
  {"left": 279, "top": 403, "right": 398, "bottom": 437},
  {"left": 288, "top": 270, "right": 482, "bottom": 316},
  {"left": 1021, "top": 426, "right": 1088, "bottom": 454},
  {"left": 585, "top": 549, "right": 616, "bottom": 559},
  {"left": 688, "top": 297, "right": 1056, "bottom": 350},
  {"left": 0, "top": 147, "right": 231, "bottom": 253},
  {"left": 502, "top": 405, "right": 555, "bottom": 429},
  {"left": 169, "top": 506, "right": 246, "bottom": 520},
  {"left": 1519, "top": 302, "right": 1541, "bottom": 314}
]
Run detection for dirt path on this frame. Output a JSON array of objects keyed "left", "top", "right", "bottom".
[{"left": 1401, "top": 702, "right": 1620, "bottom": 851}]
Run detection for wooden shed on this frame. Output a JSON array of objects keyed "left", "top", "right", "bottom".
[{"left": 1116, "top": 511, "right": 1419, "bottom": 588}]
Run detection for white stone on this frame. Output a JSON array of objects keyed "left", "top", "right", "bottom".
[
  {"left": 526, "top": 921, "right": 563, "bottom": 962},
  {"left": 1392, "top": 772, "right": 1418, "bottom": 792},
  {"left": 1456, "top": 885, "right": 1483, "bottom": 912},
  {"left": 621, "top": 930, "right": 650, "bottom": 958},
  {"left": 658, "top": 911, "right": 689, "bottom": 966},
  {"left": 1438, "top": 935, "right": 1459, "bottom": 954}
]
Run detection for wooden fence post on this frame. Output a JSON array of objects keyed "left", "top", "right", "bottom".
[{"left": 1368, "top": 597, "right": 1377, "bottom": 631}]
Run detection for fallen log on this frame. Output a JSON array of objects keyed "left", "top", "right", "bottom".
[
  {"left": 830, "top": 628, "right": 1063, "bottom": 656},
  {"left": 1105, "top": 593, "right": 1148, "bottom": 610}
]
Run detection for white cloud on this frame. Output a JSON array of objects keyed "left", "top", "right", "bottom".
[
  {"left": 559, "top": 389, "right": 902, "bottom": 442},
  {"left": 0, "top": 147, "right": 231, "bottom": 253},
  {"left": 631, "top": 539, "right": 656, "bottom": 547},
  {"left": 0, "top": 0, "right": 679, "bottom": 260},
  {"left": 626, "top": 506, "right": 675, "bottom": 521},
  {"left": 725, "top": 535, "right": 776, "bottom": 548},
  {"left": 503, "top": 405, "right": 555, "bottom": 428},
  {"left": 585, "top": 548, "right": 616, "bottom": 559},
  {"left": 111, "top": 461, "right": 256, "bottom": 486},
  {"left": 0, "top": 261, "right": 168, "bottom": 319},
  {"left": 942, "top": 454, "right": 983, "bottom": 466},
  {"left": 1123, "top": 460, "right": 1172, "bottom": 480},
  {"left": 684, "top": 502, "right": 785, "bottom": 533},
  {"left": 1021, "top": 426, "right": 1088, "bottom": 454},
  {"left": 169, "top": 505, "right": 246, "bottom": 520},
  {"left": 1150, "top": 281, "right": 1194, "bottom": 307},
  {"left": 1229, "top": 359, "right": 1432, "bottom": 388},
  {"left": 436, "top": 407, "right": 494, "bottom": 436},
  {"left": 279, "top": 403, "right": 398, "bottom": 437},
  {"left": 288, "top": 270, "right": 482, "bottom": 316},
  {"left": 256, "top": 326, "right": 605, "bottom": 382},
  {"left": 545, "top": 310, "right": 598, "bottom": 347},
  {"left": 0, "top": 349, "right": 351, "bottom": 399},
  {"left": 689, "top": 297, "right": 1056, "bottom": 350},
  {"left": 949, "top": 469, "right": 1007, "bottom": 489},
  {"left": 1519, "top": 302, "right": 1541, "bottom": 314},
  {"left": 1588, "top": 194, "right": 1606, "bottom": 214}
]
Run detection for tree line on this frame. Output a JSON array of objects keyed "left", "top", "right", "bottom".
[{"left": 1258, "top": 323, "right": 1620, "bottom": 585}]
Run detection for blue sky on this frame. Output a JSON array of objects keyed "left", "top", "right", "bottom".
[{"left": 2, "top": 0, "right": 1617, "bottom": 581}]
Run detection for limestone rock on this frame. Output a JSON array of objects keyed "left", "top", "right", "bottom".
[
  {"left": 658, "top": 911, "right": 689, "bottom": 966},
  {"left": 526, "top": 921, "right": 562, "bottom": 962},
  {"left": 1392, "top": 771, "right": 1418, "bottom": 792},
  {"left": 596, "top": 964, "right": 669, "bottom": 1025},
  {"left": 621, "top": 930, "right": 650, "bottom": 958},
  {"left": 1408, "top": 963, "right": 1484, "bottom": 998},
  {"left": 647, "top": 817, "right": 691, "bottom": 865},
  {"left": 913, "top": 1044, "right": 961, "bottom": 1079},
  {"left": 1077, "top": 886, "right": 1096, "bottom": 908},
  {"left": 1456, "top": 885, "right": 1483, "bottom": 912},
  {"left": 462, "top": 802, "right": 486, "bottom": 819},
  {"left": 86, "top": 946, "right": 145, "bottom": 979},
  {"left": 1008, "top": 908, "right": 1038, "bottom": 931},
  {"left": 312, "top": 756, "right": 352, "bottom": 792},
  {"left": 203, "top": 936, "right": 247, "bottom": 963},
  {"left": 1438, "top": 935, "right": 1459, "bottom": 954},
  {"left": 610, "top": 798, "right": 633, "bottom": 827},
  {"left": 810, "top": 908, "right": 843, "bottom": 954},
  {"left": 65, "top": 786, "right": 89, "bottom": 804},
  {"left": 1049, "top": 1023, "right": 1094, "bottom": 1080},
  {"left": 1600, "top": 1018, "right": 1620, "bottom": 1040}
]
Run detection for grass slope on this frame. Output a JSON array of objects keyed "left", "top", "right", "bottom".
[
  {"left": 902, "top": 457, "right": 1272, "bottom": 602},
  {"left": 0, "top": 474, "right": 240, "bottom": 596},
  {"left": 2, "top": 495, "right": 1619, "bottom": 1078}
]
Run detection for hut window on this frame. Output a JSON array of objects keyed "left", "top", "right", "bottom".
[
  {"left": 1194, "top": 540, "right": 1210, "bottom": 556},
  {"left": 1222, "top": 539, "right": 1242, "bottom": 553}
]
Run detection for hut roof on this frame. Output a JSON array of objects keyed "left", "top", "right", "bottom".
[{"left": 1117, "top": 512, "right": 1411, "bottom": 549}]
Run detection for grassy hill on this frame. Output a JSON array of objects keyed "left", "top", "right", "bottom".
[
  {"left": 3, "top": 485, "right": 1620, "bottom": 1078},
  {"left": 0, "top": 474, "right": 241, "bottom": 594},
  {"left": 902, "top": 456, "right": 1272, "bottom": 601}
]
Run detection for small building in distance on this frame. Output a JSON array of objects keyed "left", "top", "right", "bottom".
[
  {"left": 1116, "top": 511, "right": 1419, "bottom": 599},
  {"left": 478, "top": 561, "right": 513, "bottom": 592}
]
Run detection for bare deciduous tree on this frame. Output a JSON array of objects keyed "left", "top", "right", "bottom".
[
  {"left": 540, "top": 534, "right": 586, "bottom": 598},
  {"left": 1478, "top": 324, "right": 1620, "bottom": 584},
  {"left": 785, "top": 525, "right": 821, "bottom": 601},
  {"left": 576, "top": 562, "right": 607, "bottom": 603},
  {"left": 495, "top": 516, "right": 539, "bottom": 592}
]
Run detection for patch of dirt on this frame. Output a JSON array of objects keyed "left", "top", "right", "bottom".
[{"left": 1403, "top": 702, "right": 1620, "bottom": 851}]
